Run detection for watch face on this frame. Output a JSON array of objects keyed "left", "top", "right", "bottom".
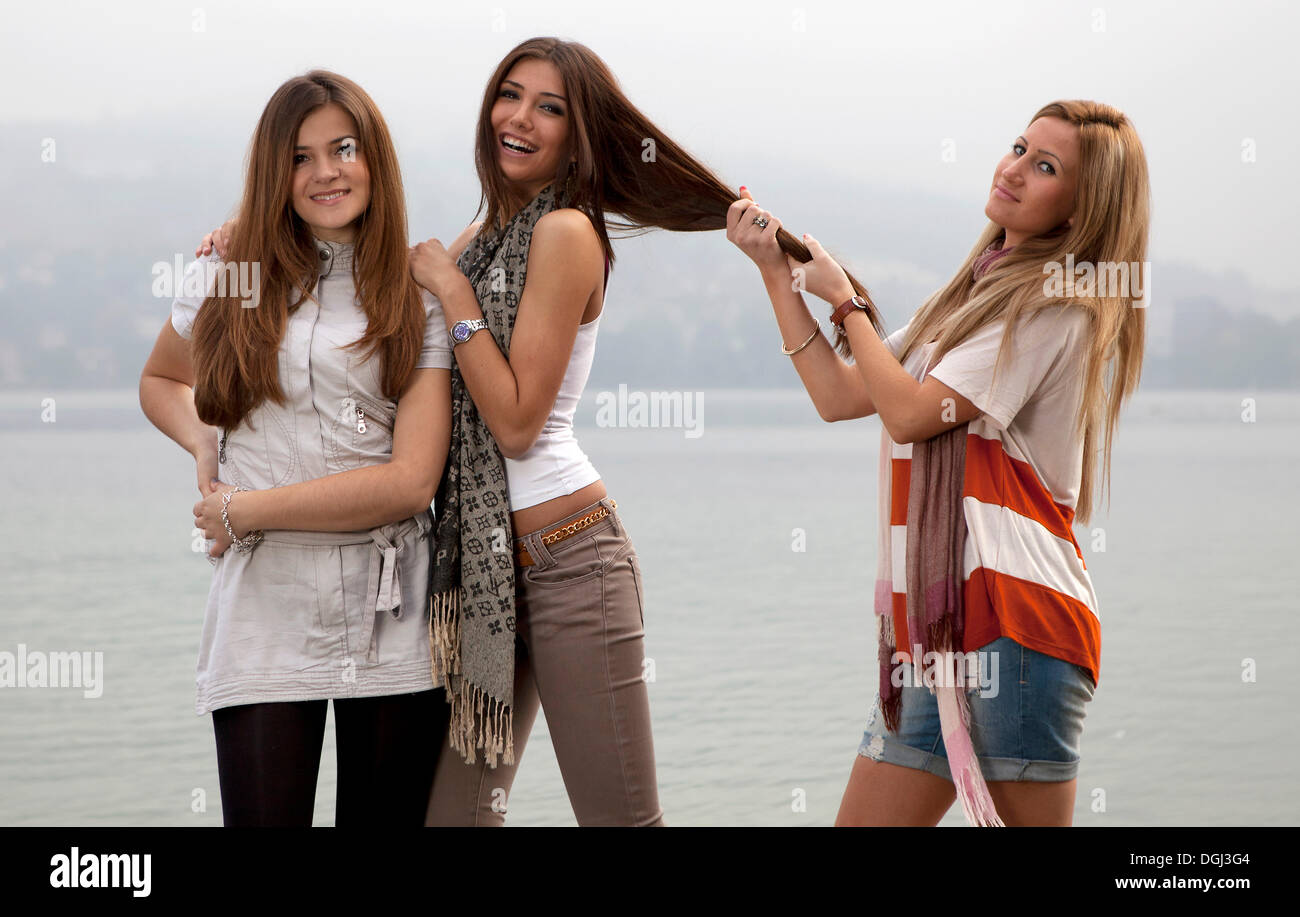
[{"left": 452, "top": 322, "right": 471, "bottom": 343}]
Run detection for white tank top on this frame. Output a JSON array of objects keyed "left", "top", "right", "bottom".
[{"left": 503, "top": 311, "right": 602, "bottom": 511}]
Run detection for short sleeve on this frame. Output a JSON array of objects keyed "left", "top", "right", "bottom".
[
  {"left": 168, "top": 252, "right": 222, "bottom": 341},
  {"left": 415, "top": 289, "right": 453, "bottom": 370},
  {"left": 883, "top": 318, "right": 913, "bottom": 359},
  {"left": 927, "top": 304, "right": 1089, "bottom": 431}
]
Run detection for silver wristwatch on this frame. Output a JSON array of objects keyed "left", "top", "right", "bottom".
[{"left": 450, "top": 318, "right": 488, "bottom": 346}]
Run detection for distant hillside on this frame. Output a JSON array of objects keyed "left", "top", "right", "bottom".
[{"left": 2, "top": 115, "right": 1297, "bottom": 390}]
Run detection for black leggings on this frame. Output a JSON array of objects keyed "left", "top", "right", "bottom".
[{"left": 211, "top": 688, "right": 449, "bottom": 826}]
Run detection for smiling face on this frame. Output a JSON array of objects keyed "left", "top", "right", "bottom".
[
  {"left": 290, "top": 102, "right": 370, "bottom": 243},
  {"left": 490, "top": 57, "right": 572, "bottom": 204},
  {"left": 985, "top": 116, "right": 1080, "bottom": 248}
]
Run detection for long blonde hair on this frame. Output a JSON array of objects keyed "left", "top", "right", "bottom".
[{"left": 899, "top": 100, "right": 1150, "bottom": 525}]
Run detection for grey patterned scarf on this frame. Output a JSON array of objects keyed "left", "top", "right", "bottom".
[{"left": 428, "top": 181, "right": 566, "bottom": 767}]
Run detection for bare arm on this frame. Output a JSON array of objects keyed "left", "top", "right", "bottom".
[
  {"left": 200, "top": 367, "right": 452, "bottom": 539},
  {"left": 755, "top": 261, "right": 877, "bottom": 422},
  {"left": 410, "top": 210, "right": 602, "bottom": 459},
  {"left": 726, "top": 191, "right": 876, "bottom": 423},
  {"left": 143, "top": 306, "right": 451, "bottom": 547},
  {"left": 833, "top": 279, "right": 981, "bottom": 444},
  {"left": 139, "top": 321, "right": 220, "bottom": 496},
  {"left": 750, "top": 215, "right": 983, "bottom": 443}
]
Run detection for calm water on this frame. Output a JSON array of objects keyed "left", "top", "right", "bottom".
[{"left": 1, "top": 389, "right": 1297, "bottom": 826}]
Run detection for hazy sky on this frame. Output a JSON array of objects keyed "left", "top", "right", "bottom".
[{"left": 3, "top": 0, "right": 1297, "bottom": 300}]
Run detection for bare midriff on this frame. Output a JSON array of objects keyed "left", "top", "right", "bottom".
[{"left": 511, "top": 478, "right": 608, "bottom": 537}]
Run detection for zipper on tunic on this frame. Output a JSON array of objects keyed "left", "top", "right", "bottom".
[{"left": 341, "top": 396, "right": 392, "bottom": 435}]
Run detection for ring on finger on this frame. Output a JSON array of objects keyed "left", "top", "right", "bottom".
[{"left": 752, "top": 215, "right": 770, "bottom": 229}]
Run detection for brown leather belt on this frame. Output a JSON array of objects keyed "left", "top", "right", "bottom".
[{"left": 515, "top": 499, "right": 617, "bottom": 567}]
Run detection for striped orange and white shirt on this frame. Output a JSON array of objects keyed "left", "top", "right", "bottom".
[{"left": 882, "top": 304, "right": 1101, "bottom": 685}]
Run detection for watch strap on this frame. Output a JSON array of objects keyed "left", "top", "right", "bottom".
[{"left": 830, "top": 295, "right": 866, "bottom": 331}]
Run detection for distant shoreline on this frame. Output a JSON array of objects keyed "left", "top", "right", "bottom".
[{"left": 4, "top": 387, "right": 1299, "bottom": 432}]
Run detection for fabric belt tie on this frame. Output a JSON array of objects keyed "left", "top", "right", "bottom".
[
  {"left": 361, "top": 527, "right": 403, "bottom": 663},
  {"left": 259, "top": 511, "right": 432, "bottom": 664}
]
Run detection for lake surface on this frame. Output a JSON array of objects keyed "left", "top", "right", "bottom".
[{"left": 1, "top": 388, "right": 1297, "bottom": 826}]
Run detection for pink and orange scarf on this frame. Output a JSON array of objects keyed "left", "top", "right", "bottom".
[{"left": 873, "top": 240, "right": 1012, "bottom": 827}]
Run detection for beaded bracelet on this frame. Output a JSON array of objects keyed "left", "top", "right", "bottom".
[{"left": 221, "top": 486, "right": 265, "bottom": 554}]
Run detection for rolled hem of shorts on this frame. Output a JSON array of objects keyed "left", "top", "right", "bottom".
[{"left": 857, "top": 732, "right": 1080, "bottom": 783}]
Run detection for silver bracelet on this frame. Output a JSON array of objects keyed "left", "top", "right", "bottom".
[{"left": 221, "top": 486, "right": 264, "bottom": 554}]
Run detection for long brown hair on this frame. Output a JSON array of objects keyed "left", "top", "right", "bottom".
[
  {"left": 898, "top": 100, "right": 1150, "bottom": 524},
  {"left": 191, "top": 69, "right": 423, "bottom": 430},
  {"left": 471, "top": 37, "right": 884, "bottom": 347}
]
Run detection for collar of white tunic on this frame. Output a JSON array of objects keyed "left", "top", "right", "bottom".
[{"left": 314, "top": 237, "right": 355, "bottom": 279}]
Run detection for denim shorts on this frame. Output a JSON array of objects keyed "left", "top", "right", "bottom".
[{"left": 856, "top": 636, "right": 1095, "bottom": 782}]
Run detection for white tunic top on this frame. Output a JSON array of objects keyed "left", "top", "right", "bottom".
[{"left": 170, "top": 239, "right": 454, "bottom": 714}]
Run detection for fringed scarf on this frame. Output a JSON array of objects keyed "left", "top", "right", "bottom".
[
  {"left": 873, "top": 239, "right": 1011, "bottom": 827},
  {"left": 428, "top": 181, "right": 567, "bottom": 767}
]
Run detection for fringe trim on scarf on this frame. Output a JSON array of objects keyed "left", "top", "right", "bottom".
[
  {"left": 875, "top": 579, "right": 903, "bottom": 735},
  {"left": 877, "top": 598, "right": 1003, "bottom": 826},
  {"left": 428, "top": 589, "right": 515, "bottom": 768},
  {"left": 938, "top": 685, "right": 1005, "bottom": 827}
]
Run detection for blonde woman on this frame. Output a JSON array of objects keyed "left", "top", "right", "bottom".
[{"left": 728, "top": 100, "right": 1148, "bottom": 826}]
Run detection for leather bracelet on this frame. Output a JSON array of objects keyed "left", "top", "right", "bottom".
[{"left": 781, "top": 323, "right": 820, "bottom": 356}]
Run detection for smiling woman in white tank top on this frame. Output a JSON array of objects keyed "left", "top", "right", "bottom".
[
  {"left": 409, "top": 35, "right": 796, "bottom": 827},
  {"left": 501, "top": 292, "right": 603, "bottom": 512}
]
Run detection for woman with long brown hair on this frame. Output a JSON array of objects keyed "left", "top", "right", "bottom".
[
  {"left": 727, "top": 100, "right": 1149, "bottom": 825},
  {"left": 405, "top": 36, "right": 883, "bottom": 827},
  {"left": 141, "top": 70, "right": 469, "bottom": 825}
]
